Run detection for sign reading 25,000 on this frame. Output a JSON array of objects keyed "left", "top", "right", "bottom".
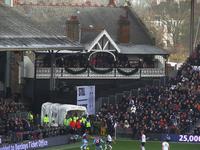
[
  {"left": 162, "top": 134, "right": 200, "bottom": 143},
  {"left": 179, "top": 135, "right": 200, "bottom": 143}
]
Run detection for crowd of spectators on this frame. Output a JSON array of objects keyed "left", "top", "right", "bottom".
[
  {"left": 194, "top": 126, "right": 200, "bottom": 135},
  {"left": 89, "top": 53, "right": 114, "bottom": 68},
  {"left": 96, "top": 47, "right": 200, "bottom": 137},
  {"left": 64, "top": 55, "right": 88, "bottom": 68},
  {"left": 0, "top": 98, "right": 26, "bottom": 136},
  {"left": 36, "top": 53, "right": 158, "bottom": 69},
  {"left": 36, "top": 54, "right": 88, "bottom": 68},
  {"left": 0, "top": 97, "right": 68, "bottom": 144}
]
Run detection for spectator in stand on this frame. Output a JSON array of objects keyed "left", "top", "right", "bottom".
[
  {"left": 34, "top": 114, "right": 41, "bottom": 126},
  {"left": 28, "top": 111, "right": 34, "bottom": 124},
  {"left": 124, "top": 120, "right": 130, "bottom": 128}
]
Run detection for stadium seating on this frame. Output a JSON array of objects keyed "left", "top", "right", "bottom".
[{"left": 97, "top": 46, "right": 200, "bottom": 136}]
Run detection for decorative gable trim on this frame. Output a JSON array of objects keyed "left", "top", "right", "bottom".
[{"left": 87, "top": 30, "right": 120, "bottom": 53}]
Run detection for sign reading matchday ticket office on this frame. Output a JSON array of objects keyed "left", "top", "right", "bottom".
[
  {"left": 0, "top": 139, "right": 48, "bottom": 150},
  {"left": 77, "top": 86, "right": 95, "bottom": 115},
  {"left": 0, "top": 135, "right": 71, "bottom": 150}
]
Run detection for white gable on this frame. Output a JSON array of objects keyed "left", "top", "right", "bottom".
[{"left": 87, "top": 30, "right": 120, "bottom": 53}]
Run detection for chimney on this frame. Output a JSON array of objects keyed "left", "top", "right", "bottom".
[
  {"left": 66, "top": 16, "right": 80, "bottom": 42},
  {"left": 118, "top": 15, "right": 130, "bottom": 43},
  {"left": 108, "top": 0, "right": 116, "bottom": 7}
]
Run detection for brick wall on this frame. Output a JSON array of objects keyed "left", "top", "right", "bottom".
[
  {"left": 118, "top": 16, "right": 130, "bottom": 43},
  {"left": 66, "top": 16, "right": 80, "bottom": 42}
]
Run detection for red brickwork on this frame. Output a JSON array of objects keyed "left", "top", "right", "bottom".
[{"left": 118, "top": 16, "right": 130, "bottom": 43}]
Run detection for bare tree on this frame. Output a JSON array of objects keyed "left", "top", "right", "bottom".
[{"left": 132, "top": 1, "right": 192, "bottom": 61}]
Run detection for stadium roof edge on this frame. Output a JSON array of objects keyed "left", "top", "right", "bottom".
[{"left": 0, "top": 46, "right": 84, "bottom": 52}]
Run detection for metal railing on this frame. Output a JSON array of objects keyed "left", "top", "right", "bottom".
[{"left": 36, "top": 67, "right": 165, "bottom": 79}]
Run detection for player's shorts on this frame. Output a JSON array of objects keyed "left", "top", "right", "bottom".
[
  {"left": 141, "top": 142, "right": 145, "bottom": 146},
  {"left": 95, "top": 145, "right": 102, "bottom": 150},
  {"left": 107, "top": 141, "right": 112, "bottom": 145},
  {"left": 83, "top": 139, "right": 88, "bottom": 144}
]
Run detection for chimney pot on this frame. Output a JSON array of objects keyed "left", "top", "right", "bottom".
[{"left": 108, "top": 0, "right": 116, "bottom": 7}]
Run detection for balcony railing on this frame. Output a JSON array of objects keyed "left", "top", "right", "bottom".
[{"left": 35, "top": 67, "right": 165, "bottom": 79}]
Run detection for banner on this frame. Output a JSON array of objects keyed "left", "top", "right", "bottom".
[
  {"left": 77, "top": 86, "right": 95, "bottom": 115},
  {"left": 0, "top": 135, "right": 72, "bottom": 150},
  {"left": 161, "top": 134, "right": 200, "bottom": 143},
  {"left": 192, "top": 66, "right": 200, "bottom": 71},
  {"left": 148, "top": 133, "right": 200, "bottom": 143}
]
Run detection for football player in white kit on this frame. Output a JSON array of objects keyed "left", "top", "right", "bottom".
[
  {"left": 105, "top": 134, "right": 113, "bottom": 150},
  {"left": 162, "top": 140, "right": 170, "bottom": 150},
  {"left": 141, "top": 131, "right": 146, "bottom": 150}
]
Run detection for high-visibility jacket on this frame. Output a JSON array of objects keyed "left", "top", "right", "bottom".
[
  {"left": 43, "top": 116, "right": 49, "bottom": 124},
  {"left": 86, "top": 121, "right": 91, "bottom": 128},
  {"left": 64, "top": 118, "right": 67, "bottom": 126},
  {"left": 67, "top": 118, "right": 72, "bottom": 126},
  {"left": 28, "top": 113, "right": 34, "bottom": 121},
  {"left": 73, "top": 116, "right": 78, "bottom": 122},
  {"left": 81, "top": 117, "right": 86, "bottom": 124}
]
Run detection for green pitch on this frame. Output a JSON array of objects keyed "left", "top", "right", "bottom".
[{"left": 40, "top": 139, "right": 200, "bottom": 150}]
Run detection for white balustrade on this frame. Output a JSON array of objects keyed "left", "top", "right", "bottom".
[
  {"left": 36, "top": 67, "right": 165, "bottom": 79},
  {"left": 141, "top": 68, "right": 165, "bottom": 77}
]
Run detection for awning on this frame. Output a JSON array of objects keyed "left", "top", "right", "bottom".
[
  {"left": 0, "top": 36, "right": 84, "bottom": 51},
  {"left": 118, "top": 44, "right": 169, "bottom": 55}
]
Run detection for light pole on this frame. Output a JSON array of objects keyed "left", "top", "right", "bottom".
[{"left": 190, "top": 0, "right": 195, "bottom": 53}]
